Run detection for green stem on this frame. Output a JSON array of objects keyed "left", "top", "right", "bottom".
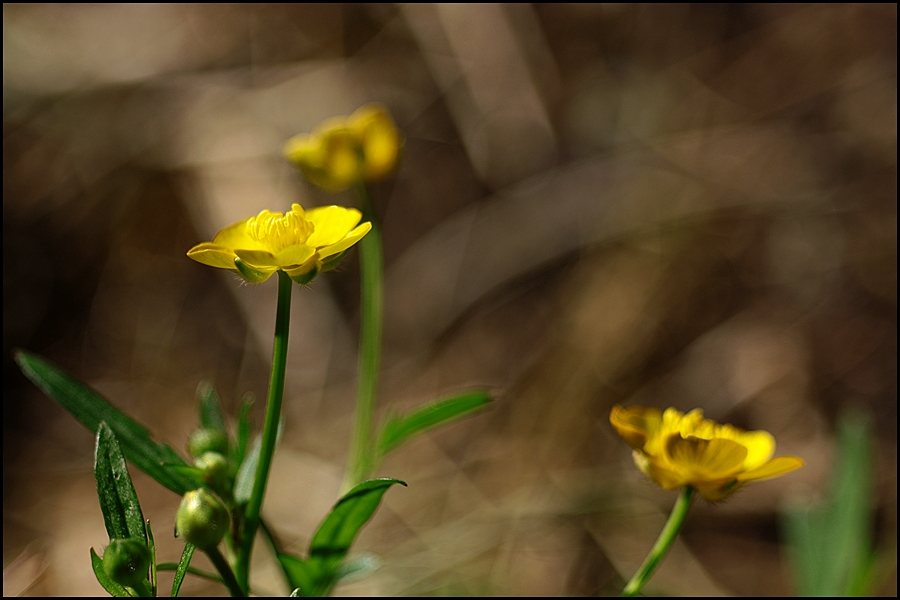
[
  {"left": 206, "top": 546, "right": 245, "bottom": 597},
  {"left": 235, "top": 270, "right": 292, "bottom": 591},
  {"left": 344, "top": 183, "right": 383, "bottom": 492},
  {"left": 622, "top": 486, "right": 695, "bottom": 597}
]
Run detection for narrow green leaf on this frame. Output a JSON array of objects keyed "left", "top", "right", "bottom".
[
  {"left": 277, "top": 552, "right": 326, "bottom": 597},
  {"left": 91, "top": 547, "right": 134, "bottom": 597},
  {"left": 233, "top": 416, "right": 283, "bottom": 505},
  {"left": 171, "top": 543, "right": 196, "bottom": 597},
  {"left": 164, "top": 465, "right": 207, "bottom": 480},
  {"left": 376, "top": 390, "right": 491, "bottom": 456},
  {"left": 280, "top": 478, "right": 405, "bottom": 596},
  {"left": 336, "top": 552, "right": 382, "bottom": 583},
  {"left": 197, "top": 382, "right": 227, "bottom": 432},
  {"left": 15, "top": 350, "right": 201, "bottom": 495},
  {"left": 234, "top": 393, "right": 254, "bottom": 468},
  {"left": 783, "top": 410, "right": 876, "bottom": 596},
  {"left": 146, "top": 520, "right": 157, "bottom": 598},
  {"left": 95, "top": 425, "right": 130, "bottom": 541},
  {"left": 101, "top": 424, "right": 147, "bottom": 541},
  {"left": 233, "top": 436, "right": 261, "bottom": 506}
]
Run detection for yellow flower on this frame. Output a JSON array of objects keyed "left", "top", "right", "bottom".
[
  {"left": 283, "top": 103, "right": 402, "bottom": 192},
  {"left": 187, "top": 204, "right": 371, "bottom": 284},
  {"left": 610, "top": 405, "right": 804, "bottom": 501}
]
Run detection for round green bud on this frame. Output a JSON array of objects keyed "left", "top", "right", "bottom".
[
  {"left": 194, "top": 451, "right": 231, "bottom": 496},
  {"left": 187, "top": 428, "right": 229, "bottom": 459},
  {"left": 102, "top": 538, "right": 151, "bottom": 589},
  {"left": 175, "top": 488, "right": 229, "bottom": 549}
]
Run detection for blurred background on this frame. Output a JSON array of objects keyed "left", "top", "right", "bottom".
[{"left": 3, "top": 4, "right": 896, "bottom": 596}]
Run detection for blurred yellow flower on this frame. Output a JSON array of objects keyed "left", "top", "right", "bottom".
[
  {"left": 187, "top": 204, "right": 371, "bottom": 284},
  {"left": 610, "top": 405, "right": 804, "bottom": 501},
  {"left": 284, "top": 103, "right": 402, "bottom": 192}
]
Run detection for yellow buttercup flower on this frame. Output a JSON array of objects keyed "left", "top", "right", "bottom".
[
  {"left": 187, "top": 204, "right": 371, "bottom": 284},
  {"left": 610, "top": 405, "right": 804, "bottom": 501},
  {"left": 284, "top": 103, "right": 402, "bottom": 192}
]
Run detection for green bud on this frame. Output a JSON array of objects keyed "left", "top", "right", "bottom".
[
  {"left": 187, "top": 428, "right": 229, "bottom": 459},
  {"left": 194, "top": 451, "right": 231, "bottom": 496},
  {"left": 175, "top": 488, "right": 229, "bottom": 549},
  {"left": 102, "top": 538, "right": 151, "bottom": 589}
]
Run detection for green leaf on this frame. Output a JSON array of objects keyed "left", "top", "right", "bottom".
[
  {"left": 171, "top": 543, "right": 196, "bottom": 597},
  {"left": 234, "top": 393, "right": 254, "bottom": 468},
  {"left": 15, "top": 350, "right": 201, "bottom": 495},
  {"left": 197, "top": 382, "right": 227, "bottom": 433},
  {"left": 91, "top": 547, "right": 134, "bottom": 597},
  {"left": 278, "top": 478, "right": 405, "bottom": 596},
  {"left": 336, "top": 551, "right": 382, "bottom": 583},
  {"left": 95, "top": 423, "right": 146, "bottom": 542},
  {"left": 376, "top": 390, "right": 491, "bottom": 456},
  {"left": 233, "top": 416, "right": 283, "bottom": 505},
  {"left": 146, "top": 520, "right": 157, "bottom": 597},
  {"left": 783, "top": 409, "right": 876, "bottom": 596},
  {"left": 233, "top": 436, "right": 261, "bottom": 506}
]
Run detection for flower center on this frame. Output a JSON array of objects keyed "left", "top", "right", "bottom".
[{"left": 245, "top": 209, "right": 313, "bottom": 253}]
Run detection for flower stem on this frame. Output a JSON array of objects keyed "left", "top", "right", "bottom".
[
  {"left": 235, "top": 270, "right": 292, "bottom": 592},
  {"left": 206, "top": 546, "right": 245, "bottom": 597},
  {"left": 344, "top": 183, "right": 383, "bottom": 492},
  {"left": 622, "top": 486, "right": 695, "bottom": 597}
]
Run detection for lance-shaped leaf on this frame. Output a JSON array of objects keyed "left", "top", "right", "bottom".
[
  {"left": 376, "top": 390, "right": 491, "bottom": 456},
  {"left": 277, "top": 478, "right": 405, "bottom": 596},
  {"left": 197, "top": 381, "right": 227, "bottom": 433},
  {"left": 171, "top": 543, "right": 196, "bottom": 597},
  {"left": 234, "top": 416, "right": 284, "bottom": 505},
  {"left": 95, "top": 423, "right": 146, "bottom": 542},
  {"left": 14, "top": 350, "right": 201, "bottom": 495}
]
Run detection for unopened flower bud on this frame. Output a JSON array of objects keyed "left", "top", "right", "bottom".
[
  {"left": 175, "top": 488, "right": 229, "bottom": 549},
  {"left": 187, "top": 428, "right": 228, "bottom": 459},
  {"left": 194, "top": 451, "right": 231, "bottom": 496},
  {"left": 102, "top": 538, "right": 151, "bottom": 589}
]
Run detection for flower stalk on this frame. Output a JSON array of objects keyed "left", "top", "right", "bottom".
[
  {"left": 622, "top": 485, "right": 694, "bottom": 597},
  {"left": 344, "top": 183, "right": 383, "bottom": 491},
  {"left": 206, "top": 546, "right": 245, "bottom": 598},
  {"left": 235, "top": 270, "right": 293, "bottom": 591}
]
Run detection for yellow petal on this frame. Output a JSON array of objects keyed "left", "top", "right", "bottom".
[
  {"left": 318, "top": 221, "right": 372, "bottom": 259},
  {"left": 234, "top": 249, "right": 280, "bottom": 268},
  {"left": 274, "top": 245, "right": 316, "bottom": 268},
  {"left": 738, "top": 456, "right": 805, "bottom": 482},
  {"left": 211, "top": 218, "right": 264, "bottom": 251},
  {"left": 731, "top": 429, "right": 776, "bottom": 470},
  {"left": 610, "top": 405, "right": 662, "bottom": 450},
  {"left": 187, "top": 243, "right": 239, "bottom": 270},
  {"left": 305, "top": 206, "right": 363, "bottom": 247},
  {"left": 666, "top": 436, "right": 748, "bottom": 479},
  {"left": 350, "top": 104, "right": 402, "bottom": 178}
]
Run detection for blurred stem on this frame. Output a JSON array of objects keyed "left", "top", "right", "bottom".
[
  {"left": 622, "top": 486, "right": 694, "bottom": 597},
  {"left": 206, "top": 546, "right": 245, "bottom": 597},
  {"left": 235, "top": 270, "right": 292, "bottom": 592},
  {"left": 344, "top": 182, "right": 383, "bottom": 492}
]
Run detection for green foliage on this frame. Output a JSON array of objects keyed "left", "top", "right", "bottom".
[
  {"left": 94, "top": 423, "right": 147, "bottom": 542},
  {"left": 376, "top": 390, "right": 491, "bottom": 457},
  {"left": 171, "top": 543, "right": 196, "bottom": 597},
  {"left": 102, "top": 539, "right": 152, "bottom": 590},
  {"left": 91, "top": 547, "right": 135, "bottom": 597},
  {"left": 783, "top": 410, "right": 880, "bottom": 596},
  {"left": 197, "top": 382, "right": 227, "bottom": 433},
  {"left": 278, "top": 478, "right": 406, "bottom": 596},
  {"left": 234, "top": 416, "right": 283, "bottom": 505},
  {"left": 15, "top": 350, "right": 201, "bottom": 495}
]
